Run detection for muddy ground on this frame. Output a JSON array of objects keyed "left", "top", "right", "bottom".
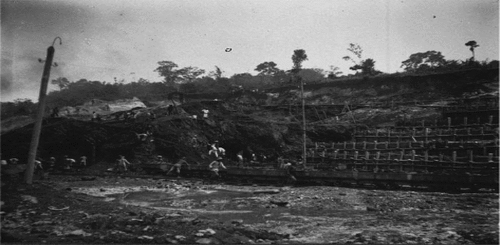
[{"left": 1, "top": 174, "right": 498, "bottom": 244}]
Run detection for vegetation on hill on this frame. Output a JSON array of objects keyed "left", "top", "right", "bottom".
[{"left": 1, "top": 45, "right": 498, "bottom": 122}]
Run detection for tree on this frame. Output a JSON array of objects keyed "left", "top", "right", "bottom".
[
  {"left": 51, "top": 77, "right": 70, "bottom": 90},
  {"left": 255, "top": 61, "right": 281, "bottom": 76},
  {"left": 291, "top": 49, "right": 308, "bottom": 74},
  {"left": 176, "top": 66, "right": 205, "bottom": 83},
  {"left": 154, "top": 61, "right": 205, "bottom": 83},
  {"left": 350, "top": 58, "right": 381, "bottom": 76},
  {"left": 327, "top": 65, "right": 343, "bottom": 79},
  {"left": 209, "top": 66, "right": 223, "bottom": 80},
  {"left": 154, "top": 61, "right": 180, "bottom": 83},
  {"left": 441, "top": 59, "right": 464, "bottom": 71},
  {"left": 342, "top": 43, "right": 363, "bottom": 64},
  {"left": 137, "top": 78, "right": 150, "bottom": 84},
  {"left": 231, "top": 73, "right": 253, "bottom": 80},
  {"left": 400, "top": 51, "right": 447, "bottom": 73},
  {"left": 342, "top": 43, "right": 380, "bottom": 76},
  {"left": 465, "top": 40, "right": 479, "bottom": 61}
]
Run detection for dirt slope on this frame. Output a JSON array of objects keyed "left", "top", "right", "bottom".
[{"left": 1, "top": 68, "right": 497, "bottom": 165}]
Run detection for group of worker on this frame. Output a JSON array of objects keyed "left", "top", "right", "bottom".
[
  {"left": 206, "top": 140, "right": 227, "bottom": 178},
  {"left": 47, "top": 155, "right": 88, "bottom": 171},
  {"left": 2, "top": 156, "right": 88, "bottom": 170},
  {"left": 1, "top": 155, "right": 89, "bottom": 180},
  {"left": 205, "top": 140, "right": 297, "bottom": 182},
  {"left": 133, "top": 140, "right": 226, "bottom": 179}
]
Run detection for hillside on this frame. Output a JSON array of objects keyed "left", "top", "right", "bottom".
[{"left": 1, "top": 68, "right": 498, "bottom": 165}]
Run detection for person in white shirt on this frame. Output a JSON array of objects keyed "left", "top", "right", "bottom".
[
  {"left": 209, "top": 157, "right": 226, "bottom": 178},
  {"left": 202, "top": 109, "right": 209, "bottom": 119},
  {"left": 64, "top": 156, "right": 76, "bottom": 170},
  {"left": 237, "top": 151, "right": 244, "bottom": 168},
  {"left": 209, "top": 141, "right": 219, "bottom": 158}
]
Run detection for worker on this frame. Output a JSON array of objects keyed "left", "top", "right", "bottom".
[
  {"left": 156, "top": 155, "right": 165, "bottom": 164},
  {"left": 209, "top": 157, "right": 226, "bottom": 179},
  {"left": 283, "top": 162, "right": 297, "bottom": 183},
  {"left": 9, "top": 158, "right": 19, "bottom": 165},
  {"left": 166, "top": 157, "right": 190, "bottom": 177},
  {"left": 236, "top": 150, "right": 244, "bottom": 168},
  {"left": 78, "top": 156, "right": 87, "bottom": 171},
  {"left": 202, "top": 109, "right": 209, "bottom": 119},
  {"left": 64, "top": 156, "right": 76, "bottom": 170},
  {"left": 251, "top": 154, "right": 258, "bottom": 164},
  {"left": 91, "top": 111, "right": 97, "bottom": 122},
  {"left": 52, "top": 107, "right": 60, "bottom": 118},
  {"left": 135, "top": 132, "right": 148, "bottom": 141},
  {"left": 277, "top": 156, "right": 285, "bottom": 169},
  {"left": 116, "top": 155, "right": 131, "bottom": 172},
  {"left": 156, "top": 155, "right": 171, "bottom": 172},
  {"left": 218, "top": 147, "right": 226, "bottom": 157},
  {"left": 47, "top": 157, "right": 56, "bottom": 171},
  {"left": 33, "top": 159, "right": 45, "bottom": 179},
  {"left": 209, "top": 141, "right": 220, "bottom": 158},
  {"left": 34, "top": 159, "right": 43, "bottom": 170}
]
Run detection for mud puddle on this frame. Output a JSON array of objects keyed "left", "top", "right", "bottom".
[
  {"left": 122, "top": 188, "right": 253, "bottom": 202},
  {"left": 72, "top": 185, "right": 334, "bottom": 224}
]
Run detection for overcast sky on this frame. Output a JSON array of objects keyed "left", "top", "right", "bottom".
[{"left": 1, "top": 0, "right": 498, "bottom": 102}]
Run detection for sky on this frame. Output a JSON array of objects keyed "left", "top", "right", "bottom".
[{"left": 1, "top": 0, "right": 498, "bottom": 102}]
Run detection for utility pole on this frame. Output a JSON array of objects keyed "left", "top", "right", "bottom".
[
  {"left": 300, "top": 76, "right": 307, "bottom": 167},
  {"left": 25, "top": 37, "right": 62, "bottom": 184}
]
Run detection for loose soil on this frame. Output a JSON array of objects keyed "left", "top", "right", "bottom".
[{"left": 1, "top": 175, "right": 498, "bottom": 244}]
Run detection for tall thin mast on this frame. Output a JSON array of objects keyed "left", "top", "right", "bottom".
[{"left": 300, "top": 77, "right": 306, "bottom": 167}]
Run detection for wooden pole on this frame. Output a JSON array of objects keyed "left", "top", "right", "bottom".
[
  {"left": 91, "top": 143, "right": 96, "bottom": 166},
  {"left": 300, "top": 77, "right": 307, "bottom": 167},
  {"left": 25, "top": 38, "right": 61, "bottom": 184},
  {"left": 424, "top": 128, "right": 428, "bottom": 144}
]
